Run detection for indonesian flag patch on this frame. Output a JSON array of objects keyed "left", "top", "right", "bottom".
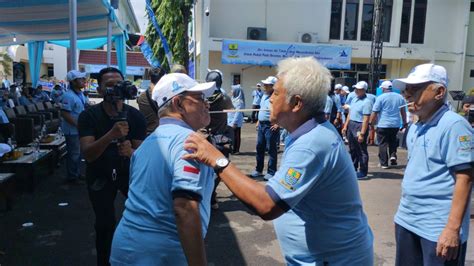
[{"left": 183, "top": 165, "right": 200, "bottom": 178}]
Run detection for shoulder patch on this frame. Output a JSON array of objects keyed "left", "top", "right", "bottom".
[{"left": 279, "top": 168, "right": 302, "bottom": 191}]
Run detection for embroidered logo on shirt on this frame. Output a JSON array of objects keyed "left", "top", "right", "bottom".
[
  {"left": 458, "top": 135, "right": 472, "bottom": 151},
  {"left": 279, "top": 168, "right": 302, "bottom": 191},
  {"left": 183, "top": 165, "right": 200, "bottom": 178}
]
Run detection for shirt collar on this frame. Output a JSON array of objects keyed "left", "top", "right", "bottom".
[
  {"left": 287, "top": 118, "right": 318, "bottom": 144},
  {"left": 418, "top": 104, "right": 449, "bottom": 128},
  {"left": 159, "top": 117, "right": 193, "bottom": 130}
]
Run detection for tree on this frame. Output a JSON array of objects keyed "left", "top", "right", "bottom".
[
  {"left": 146, "top": 0, "right": 193, "bottom": 72},
  {"left": 0, "top": 50, "right": 13, "bottom": 76}
]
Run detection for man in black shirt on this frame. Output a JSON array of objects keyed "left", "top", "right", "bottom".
[{"left": 78, "top": 67, "right": 146, "bottom": 266}]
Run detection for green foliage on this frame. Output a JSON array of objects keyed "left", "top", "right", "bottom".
[
  {"left": 0, "top": 51, "right": 13, "bottom": 76},
  {"left": 146, "top": 0, "right": 193, "bottom": 72}
]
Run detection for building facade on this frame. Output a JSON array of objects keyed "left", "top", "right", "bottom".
[{"left": 195, "top": 0, "right": 474, "bottom": 106}]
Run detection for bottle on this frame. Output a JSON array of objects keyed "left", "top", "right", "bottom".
[
  {"left": 7, "top": 137, "right": 13, "bottom": 150},
  {"left": 40, "top": 125, "right": 47, "bottom": 139},
  {"left": 57, "top": 126, "right": 63, "bottom": 138}
]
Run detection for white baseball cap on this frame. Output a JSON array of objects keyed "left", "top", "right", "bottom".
[
  {"left": 66, "top": 70, "right": 87, "bottom": 81},
  {"left": 353, "top": 81, "right": 368, "bottom": 91},
  {"left": 261, "top": 76, "right": 277, "bottom": 85},
  {"left": 335, "top": 83, "right": 343, "bottom": 90},
  {"left": 380, "top": 80, "right": 393, "bottom": 89},
  {"left": 342, "top": 86, "right": 350, "bottom": 93},
  {"left": 392, "top": 63, "right": 448, "bottom": 91},
  {"left": 152, "top": 73, "right": 216, "bottom": 108}
]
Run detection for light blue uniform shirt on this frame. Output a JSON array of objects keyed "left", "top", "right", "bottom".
[
  {"left": 395, "top": 105, "right": 473, "bottom": 243},
  {"left": 258, "top": 93, "right": 271, "bottom": 122},
  {"left": 266, "top": 119, "right": 373, "bottom": 264},
  {"left": 345, "top": 91, "right": 356, "bottom": 106},
  {"left": 349, "top": 96, "right": 373, "bottom": 123},
  {"left": 372, "top": 92, "right": 405, "bottom": 128},
  {"left": 0, "top": 109, "right": 9, "bottom": 124},
  {"left": 60, "top": 89, "right": 85, "bottom": 135},
  {"left": 324, "top": 95, "right": 333, "bottom": 114},
  {"left": 110, "top": 118, "right": 214, "bottom": 265},
  {"left": 228, "top": 99, "right": 245, "bottom": 127},
  {"left": 252, "top": 89, "right": 263, "bottom": 105},
  {"left": 366, "top": 93, "right": 376, "bottom": 104}
]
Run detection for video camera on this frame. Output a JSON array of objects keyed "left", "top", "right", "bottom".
[{"left": 104, "top": 80, "right": 138, "bottom": 103}]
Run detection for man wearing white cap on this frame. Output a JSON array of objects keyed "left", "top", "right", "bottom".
[
  {"left": 369, "top": 80, "right": 407, "bottom": 168},
  {"left": 342, "top": 81, "right": 373, "bottom": 179},
  {"left": 250, "top": 76, "right": 280, "bottom": 180},
  {"left": 110, "top": 73, "right": 217, "bottom": 265},
  {"left": 392, "top": 64, "right": 473, "bottom": 265},
  {"left": 61, "top": 70, "right": 88, "bottom": 184}
]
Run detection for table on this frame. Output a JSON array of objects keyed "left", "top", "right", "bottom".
[
  {"left": 0, "top": 173, "right": 15, "bottom": 211},
  {"left": 0, "top": 150, "right": 53, "bottom": 192},
  {"left": 37, "top": 136, "right": 67, "bottom": 164}
]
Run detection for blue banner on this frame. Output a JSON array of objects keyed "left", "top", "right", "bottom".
[
  {"left": 145, "top": 0, "right": 173, "bottom": 65},
  {"left": 222, "top": 40, "right": 352, "bottom": 69},
  {"left": 140, "top": 40, "right": 161, "bottom": 68}
]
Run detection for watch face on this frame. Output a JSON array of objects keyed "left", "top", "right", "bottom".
[{"left": 216, "top": 158, "right": 229, "bottom": 167}]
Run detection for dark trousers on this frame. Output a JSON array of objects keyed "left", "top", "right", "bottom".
[
  {"left": 395, "top": 224, "right": 467, "bottom": 266},
  {"left": 256, "top": 122, "right": 279, "bottom": 175},
  {"left": 87, "top": 178, "right": 128, "bottom": 266},
  {"left": 347, "top": 120, "right": 369, "bottom": 175},
  {"left": 65, "top": 135, "right": 81, "bottom": 180},
  {"left": 376, "top": 127, "right": 399, "bottom": 166},
  {"left": 251, "top": 105, "right": 260, "bottom": 122},
  {"left": 232, "top": 127, "right": 241, "bottom": 153}
]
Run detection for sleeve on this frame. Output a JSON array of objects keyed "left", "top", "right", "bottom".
[
  {"left": 265, "top": 147, "right": 323, "bottom": 209},
  {"left": 60, "top": 93, "right": 73, "bottom": 112},
  {"left": 171, "top": 142, "right": 211, "bottom": 201},
  {"left": 372, "top": 97, "right": 382, "bottom": 112},
  {"left": 324, "top": 96, "right": 333, "bottom": 114},
  {"left": 334, "top": 95, "right": 343, "bottom": 113},
  {"left": 440, "top": 120, "right": 474, "bottom": 171},
  {"left": 77, "top": 111, "right": 95, "bottom": 138},
  {"left": 129, "top": 109, "right": 147, "bottom": 141},
  {"left": 362, "top": 99, "right": 373, "bottom": 116}
]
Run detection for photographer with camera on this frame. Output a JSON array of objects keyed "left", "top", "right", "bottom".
[{"left": 78, "top": 67, "right": 146, "bottom": 266}]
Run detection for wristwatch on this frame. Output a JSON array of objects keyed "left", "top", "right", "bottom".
[{"left": 214, "top": 157, "right": 230, "bottom": 174}]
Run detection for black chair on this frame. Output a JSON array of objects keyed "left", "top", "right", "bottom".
[
  {"left": 36, "top": 102, "right": 60, "bottom": 119},
  {"left": 3, "top": 108, "right": 39, "bottom": 145},
  {"left": 25, "top": 104, "right": 59, "bottom": 133}
]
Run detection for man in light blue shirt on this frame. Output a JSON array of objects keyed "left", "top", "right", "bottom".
[
  {"left": 251, "top": 83, "right": 263, "bottom": 123},
  {"left": 342, "top": 81, "right": 373, "bottom": 179},
  {"left": 183, "top": 57, "right": 373, "bottom": 265},
  {"left": 370, "top": 80, "right": 407, "bottom": 168},
  {"left": 111, "top": 73, "right": 217, "bottom": 266},
  {"left": 393, "top": 63, "right": 473, "bottom": 266},
  {"left": 251, "top": 76, "right": 280, "bottom": 180},
  {"left": 61, "top": 70, "right": 87, "bottom": 183}
]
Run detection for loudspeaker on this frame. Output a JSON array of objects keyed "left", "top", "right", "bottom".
[{"left": 247, "top": 27, "right": 267, "bottom": 41}]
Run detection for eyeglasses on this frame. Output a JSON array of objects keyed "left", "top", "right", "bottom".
[{"left": 179, "top": 93, "right": 207, "bottom": 104}]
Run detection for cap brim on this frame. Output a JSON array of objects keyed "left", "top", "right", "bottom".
[
  {"left": 188, "top": 81, "right": 216, "bottom": 98},
  {"left": 392, "top": 77, "right": 430, "bottom": 91}
]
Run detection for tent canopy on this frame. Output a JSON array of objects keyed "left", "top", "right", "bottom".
[{"left": 0, "top": 0, "right": 125, "bottom": 46}]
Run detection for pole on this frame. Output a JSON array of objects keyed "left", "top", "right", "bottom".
[
  {"left": 69, "top": 0, "right": 78, "bottom": 70},
  {"left": 106, "top": 13, "right": 112, "bottom": 67}
]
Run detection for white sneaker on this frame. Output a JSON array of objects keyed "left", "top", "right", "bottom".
[
  {"left": 250, "top": 170, "right": 263, "bottom": 178},
  {"left": 263, "top": 173, "right": 274, "bottom": 180}
]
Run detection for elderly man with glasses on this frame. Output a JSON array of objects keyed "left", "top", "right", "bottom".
[
  {"left": 110, "top": 73, "right": 217, "bottom": 266},
  {"left": 392, "top": 64, "right": 473, "bottom": 266}
]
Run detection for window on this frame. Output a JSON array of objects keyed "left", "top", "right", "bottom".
[
  {"left": 344, "top": 0, "right": 359, "bottom": 40},
  {"left": 330, "top": 0, "right": 343, "bottom": 39},
  {"left": 400, "top": 0, "right": 412, "bottom": 43},
  {"left": 400, "top": 0, "right": 427, "bottom": 44},
  {"left": 47, "top": 66, "right": 54, "bottom": 77},
  {"left": 411, "top": 0, "right": 427, "bottom": 43},
  {"left": 470, "top": 69, "right": 474, "bottom": 78},
  {"left": 471, "top": 1, "right": 474, "bottom": 12},
  {"left": 332, "top": 0, "right": 391, "bottom": 42}
]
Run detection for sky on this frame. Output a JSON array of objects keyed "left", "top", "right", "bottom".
[{"left": 130, "top": 0, "right": 147, "bottom": 34}]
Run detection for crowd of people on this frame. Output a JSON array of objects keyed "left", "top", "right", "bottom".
[{"left": 2, "top": 56, "right": 472, "bottom": 266}]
